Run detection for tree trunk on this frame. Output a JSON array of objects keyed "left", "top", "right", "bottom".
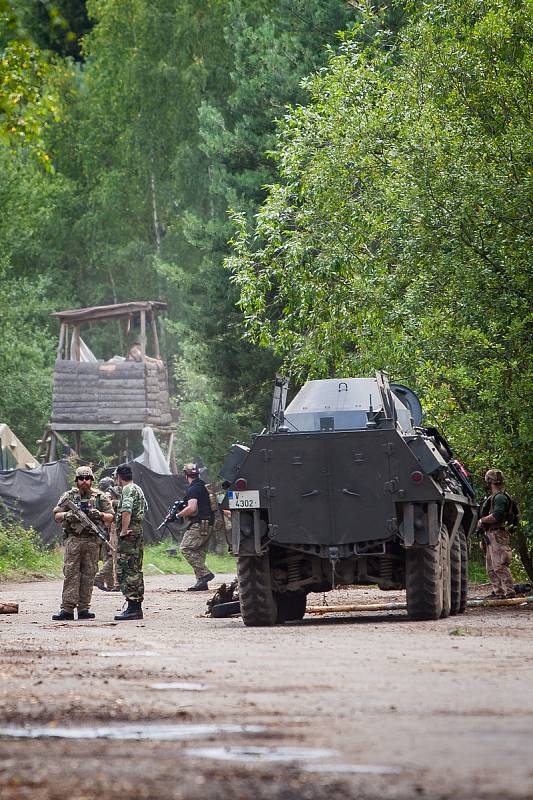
[{"left": 515, "top": 529, "right": 533, "bottom": 582}]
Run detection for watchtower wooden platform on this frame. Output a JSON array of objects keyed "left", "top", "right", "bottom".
[{"left": 41, "top": 301, "right": 176, "bottom": 466}]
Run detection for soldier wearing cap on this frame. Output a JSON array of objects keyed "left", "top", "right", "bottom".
[
  {"left": 94, "top": 476, "right": 120, "bottom": 592},
  {"left": 52, "top": 466, "right": 114, "bottom": 621},
  {"left": 477, "top": 469, "right": 516, "bottom": 599},
  {"left": 114, "top": 463, "right": 147, "bottom": 620},
  {"left": 178, "top": 463, "right": 215, "bottom": 591}
]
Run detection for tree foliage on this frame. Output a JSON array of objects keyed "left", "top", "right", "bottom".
[
  {"left": 173, "top": 0, "right": 361, "bottom": 463},
  {"left": 229, "top": 0, "right": 532, "bottom": 540},
  {"left": 0, "top": 0, "right": 64, "bottom": 166}
]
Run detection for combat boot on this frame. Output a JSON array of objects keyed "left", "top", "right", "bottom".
[
  {"left": 187, "top": 572, "right": 215, "bottom": 592},
  {"left": 78, "top": 610, "right": 96, "bottom": 619},
  {"left": 114, "top": 601, "right": 143, "bottom": 621},
  {"left": 52, "top": 610, "right": 74, "bottom": 621}
]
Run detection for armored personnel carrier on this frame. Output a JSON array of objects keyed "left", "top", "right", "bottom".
[{"left": 221, "top": 372, "right": 477, "bottom": 626}]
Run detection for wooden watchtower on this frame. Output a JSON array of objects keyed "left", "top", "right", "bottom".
[{"left": 42, "top": 301, "right": 176, "bottom": 467}]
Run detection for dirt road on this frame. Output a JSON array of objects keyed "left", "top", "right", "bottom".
[{"left": 1, "top": 575, "right": 532, "bottom": 799}]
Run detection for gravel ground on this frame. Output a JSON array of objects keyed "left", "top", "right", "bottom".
[{"left": 0, "top": 575, "right": 532, "bottom": 799}]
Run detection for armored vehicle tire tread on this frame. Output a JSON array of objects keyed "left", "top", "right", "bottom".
[
  {"left": 450, "top": 529, "right": 462, "bottom": 615},
  {"left": 406, "top": 524, "right": 447, "bottom": 620},
  {"left": 458, "top": 527, "right": 468, "bottom": 614},
  {"left": 237, "top": 554, "right": 277, "bottom": 627},
  {"left": 440, "top": 528, "right": 451, "bottom": 619},
  {"left": 276, "top": 592, "right": 306, "bottom": 623}
]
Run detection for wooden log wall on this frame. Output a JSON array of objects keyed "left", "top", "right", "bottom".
[{"left": 52, "top": 361, "right": 172, "bottom": 427}]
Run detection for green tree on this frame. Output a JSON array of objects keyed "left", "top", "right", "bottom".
[
  {"left": 0, "top": 0, "right": 63, "bottom": 166},
  {"left": 0, "top": 260, "right": 56, "bottom": 446},
  {"left": 174, "top": 0, "right": 362, "bottom": 467},
  {"left": 229, "top": 1, "right": 533, "bottom": 566},
  {"left": 13, "top": 0, "right": 92, "bottom": 61}
]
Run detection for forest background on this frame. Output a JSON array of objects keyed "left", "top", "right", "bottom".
[{"left": 0, "top": 1, "right": 531, "bottom": 568}]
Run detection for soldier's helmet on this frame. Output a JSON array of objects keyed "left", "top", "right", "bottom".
[
  {"left": 75, "top": 465, "right": 94, "bottom": 479},
  {"left": 183, "top": 463, "right": 200, "bottom": 477},
  {"left": 485, "top": 469, "right": 504, "bottom": 485},
  {"left": 99, "top": 476, "right": 115, "bottom": 491}
]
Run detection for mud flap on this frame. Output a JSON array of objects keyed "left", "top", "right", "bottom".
[{"left": 401, "top": 502, "right": 441, "bottom": 547}]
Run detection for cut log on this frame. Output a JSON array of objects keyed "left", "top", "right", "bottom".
[{"left": 0, "top": 602, "right": 18, "bottom": 614}]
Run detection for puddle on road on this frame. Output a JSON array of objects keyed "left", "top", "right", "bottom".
[
  {"left": 149, "top": 682, "right": 208, "bottom": 691},
  {"left": 0, "top": 723, "right": 265, "bottom": 742},
  {"left": 305, "top": 763, "right": 402, "bottom": 775},
  {"left": 184, "top": 745, "right": 402, "bottom": 775},
  {"left": 184, "top": 745, "right": 336, "bottom": 763}
]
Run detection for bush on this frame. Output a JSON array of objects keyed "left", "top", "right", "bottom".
[
  {"left": 0, "top": 522, "right": 41, "bottom": 571},
  {"left": 0, "top": 520, "right": 62, "bottom": 579}
]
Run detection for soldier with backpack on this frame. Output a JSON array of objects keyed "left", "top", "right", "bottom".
[{"left": 477, "top": 469, "right": 517, "bottom": 599}]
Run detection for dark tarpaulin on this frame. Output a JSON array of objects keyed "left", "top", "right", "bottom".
[
  {"left": 0, "top": 461, "right": 70, "bottom": 545},
  {"left": 131, "top": 462, "right": 188, "bottom": 543}
]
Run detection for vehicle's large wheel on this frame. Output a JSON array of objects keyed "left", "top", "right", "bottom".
[
  {"left": 458, "top": 527, "right": 468, "bottom": 614},
  {"left": 237, "top": 554, "right": 277, "bottom": 627},
  {"left": 276, "top": 592, "right": 306, "bottom": 623},
  {"left": 406, "top": 525, "right": 447, "bottom": 620},
  {"left": 440, "top": 527, "right": 451, "bottom": 619},
  {"left": 450, "top": 528, "right": 462, "bottom": 616}
]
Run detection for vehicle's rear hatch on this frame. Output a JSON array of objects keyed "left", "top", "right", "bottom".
[{"left": 255, "top": 429, "right": 403, "bottom": 545}]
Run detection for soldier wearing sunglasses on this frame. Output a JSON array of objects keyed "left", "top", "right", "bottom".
[{"left": 52, "top": 466, "right": 114, "bottom": 621}]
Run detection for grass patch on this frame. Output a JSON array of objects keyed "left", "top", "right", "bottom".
[
  {"left": 468, "top": 543, "right": 529, "bottom": 584},
  {"left": 0, "top": 523, "right": 64, "bottom": 581},
  {"left": 448, "top": 626, "right": 482, "bottom": 637},
  {"left": 0, "top": 527, "right": 525, "bottom": 587},
  {"left": 144, "top": 541, "right": 236, "bottom": 576},
  {"left": 0, "top": 527, "right": 236, "bottom": 582},
  {"left": 468, "top": 558, "right": 489, "bottom": 583}
]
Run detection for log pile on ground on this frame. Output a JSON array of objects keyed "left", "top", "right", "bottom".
[{"left": 0, "top": 603, "right": 19, "bottom": 614}]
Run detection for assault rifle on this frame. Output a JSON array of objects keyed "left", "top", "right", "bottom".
[
  {"left": 156, "top": 499, "right": 191, "bottom": 534},
  {"left": 60, "top": 498, "right": 116, "bottom": 553}
]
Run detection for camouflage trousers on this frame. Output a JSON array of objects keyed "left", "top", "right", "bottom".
[
  {"left": 117, "top": 528, "right": 144, "bottom": 602},
  {"left": 95, "top": 525, "right": 118, "bottom": 588},
  {"left": 61, "top": 534, "right": 100, "bottom": 612},
  {"left": 180, "top": 520, "right": 212, "bottom": 579},
  {"left": 485, "top": 529, "right": 514, "bottom": 597}
]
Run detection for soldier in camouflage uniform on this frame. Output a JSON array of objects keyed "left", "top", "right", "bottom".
[
  {"left": 52, "top": 465, "right": 114, "bottom": 621},
  {"left": 94, "top": 476, "right": 120, "bottom": 591},
  {"left": 114, "top": 463, "right": 146, "bottom": 620},
  {"left": 477, "top": 469, "right": 516, "bottom": 599},
  {"left": 178, "top": 463, "right": 215, "bottom": 591}
]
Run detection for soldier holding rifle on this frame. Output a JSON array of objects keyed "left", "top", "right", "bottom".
[
  {"left": 178, "top": 463, "right": 216, "bottom": 591},
  {"left": 52, "top": 466, "right": 114, "bottom": 621},
  {"left": 94, "top": 476, "right": 120, "bottom": 592}
]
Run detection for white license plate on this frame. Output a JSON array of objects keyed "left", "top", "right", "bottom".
[{"left": 227, "top": 490, "right": 260, "bottom": 509}]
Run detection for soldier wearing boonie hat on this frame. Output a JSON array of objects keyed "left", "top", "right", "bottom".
[{"left": 52, "top": 465, "right": 114, "bottom": 621}]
